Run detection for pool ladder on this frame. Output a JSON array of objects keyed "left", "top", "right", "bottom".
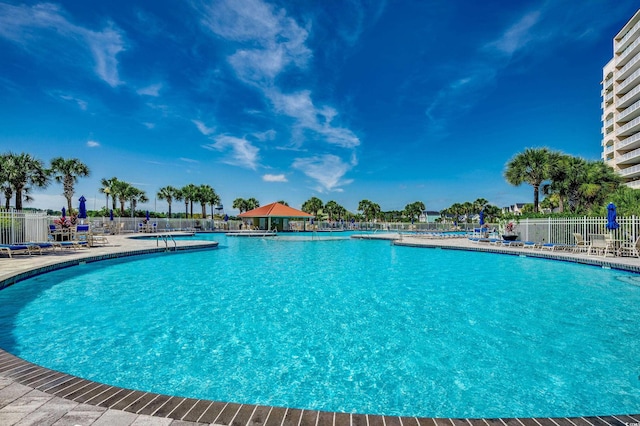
[{"left": 156, "top": 234, "right": 177, "bottom": 251}]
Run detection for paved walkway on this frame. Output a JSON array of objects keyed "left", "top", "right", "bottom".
[{"left": 0, "top": 233, "right": 639, "bottom": 425}]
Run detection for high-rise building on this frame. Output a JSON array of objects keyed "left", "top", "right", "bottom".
[{"left": 602, "top": 9, "right": 640, "bottom": 188}]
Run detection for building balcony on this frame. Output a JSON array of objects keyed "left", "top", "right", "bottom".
[
  {"left": 605, "top": 117, "right": 615, "bottom": 128},
  {"left": 604, "top": 91, "right": 615, "bottom": 103},
  {"left": 618, "top": 84, "right": 640, "bottom": 108},
  {"left": 617, "top": 51, "right": 640, "bottom": 81},
  {"left": 617, "top": 68, "right": 640, "bottom": 95},
  {"left": 615, "top": 18, "right": 640, "bottom": 54},
  {"left": 618, "top": 98, "right": 640, "bottom": 123},
  {"left": 617, "top": 132, "right": 640, "bottom": 151},
  {"left": 619, "top": 163, "right": 640, "bottom": 179},
  {"left": 616, "top": 146, "right": 640, "bottom": 165},
  {"left": 626, "top": 179, "right": 640, "bottom": 189},
  {"left": 617, "top": 36, "right": 640, "bottom": 68},
  {"left": 617, "top": 115, "right": 640, "bottom": 137}
]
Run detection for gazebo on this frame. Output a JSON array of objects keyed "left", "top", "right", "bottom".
[{"left": 238, "top": 202, "right": 314, "bottom": 232}]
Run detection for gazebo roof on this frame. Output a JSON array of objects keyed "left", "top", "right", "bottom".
[{"left": 238, "top": 202, "right": 314, "bottom": 218}]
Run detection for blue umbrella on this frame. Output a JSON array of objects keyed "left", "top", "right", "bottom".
[
  {"left": 224, "top": 214, "right": 229, "bottom": 221},
  {"left": 606, "top": 202, "right": 619, "bottom": 230},
  {"left": 78, "top": 196, "right": 87, "bottom": 219},
  {"left": 109, "top": 209, "right": 114, "bottom": 221},
  {"left": 146, "top": 210, "right": 150, "bottom": 221},
  {"left": 61, "top": 207, "right": 66, "bottom": 218},
  {"left": 479, "top": 210, "right": 485, "bottom": 225}
]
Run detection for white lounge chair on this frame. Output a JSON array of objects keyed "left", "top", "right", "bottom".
[
  {"left": 588, "top": 234, "right": 614, "bottom": 257},
  {"left": 573, "top": 233, "right": 590, "bottom": 253},
  {"left": 618, "top": 236, "right": 640, "bottom": 258}
]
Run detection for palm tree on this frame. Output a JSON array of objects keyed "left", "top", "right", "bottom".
[
  {"left": 0, "top": 154, "right": 14, "bottom": 209},
  {"left": 302, "top": 197, "right": 324, "bottom": 216},
  {"left": 233, "top": 198, "right": 248, "bottom": 213},
  {"left": 504, "top": 147, "right": 553, "bottom": 213},
  {"left": 180, "top": 184, "right": 199, "bottom": 218},
  {"left": 404, "top": 201, "right": 425, "bottom": 222},
  {"left": 357, "top": 199, "right": 381, "bottom": 221},
  {"left": 3, "top": 152, "right": 49, "bottom": 210},
  {"left": 324, "top": 200, "right": 345, "bottom": 220},
  {"left": 245, "top": 197, "right": 260, "bottom": 211},
  {"left": 100, "top": 177, "right": 120, "bottom": 211},
  {"left": 112, "top": 180, "right": 132, "bottom": 215},
  {"left": 124, "top": 186, "right": 148, "bottom": 216},
  {"left": 196, "top": 184, "right": 219, "bottom": 218},
  {"left": 50, "top": 157, "right": 90, "bottom": 214},
  {"left": 157, "top": 186, "right": 179, "bottom": 219}
]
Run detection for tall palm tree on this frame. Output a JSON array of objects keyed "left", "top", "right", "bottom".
[
  {"left": 504, "top": 147, "right": 553, "bottom": 213},
  {"left": 302, "top": 197, "right": 324, "bottom": 216},
  {"left": 3, "top": 152, "right": 49, "bottom": 210},
  {"left": 233, "top": 198, "right": 248, "bottom": 213},
  {"left": 357, "top": 199, "right": 381, "bottom": 221},
  {"left": 124, "top": 186, "right": 148, "bottom": 216},
  {"left": 196, "top": 184, "right": 219, "bottom": 218},
  {"left": 0, "top": 154, "right": 14, "bottom": 209},
  {"left": 245, "top": 197, "right": 260, "bottom": 211},
  {"left": 157, "top": 185, "right": 179, "bottom": 218},
  {"left": 180, "top": 184, "right": 199, "bottom": 218},
  {"left": 50, "top": 157, "right": 90, "bottom": 214},
  {"left": 99, "top": 177, "right": 120, "bottom": 211},
  {"left": 404, "top": 201, "right": 425, "bottom": 222},
  {"left": 112, "top": 180, "right": 132, "bottom": 215}
]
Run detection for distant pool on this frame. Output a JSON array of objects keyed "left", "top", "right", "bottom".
[{"left": 0, "top": 234, "right": 639, "bottom": 418}]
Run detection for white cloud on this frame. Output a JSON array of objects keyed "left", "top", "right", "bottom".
[
  {"left": 142, "top": 122, "right": 155, "bottom": 129},
  {"left": 198, "top": 0, "right": 359, "bottom": 159},
  {"left": 292, "top": 154, "right": 353, "bottom": 192},
  {"left": 192, "top": 119, "right": 216, "bottom": 136},
  {"left": 180, "top": 157, "right": 199, "bottom": 164},
  {"left": 59, "top": 94, "right": 88, "bottom": 110},
  {"left": 203, "top": 135, "right": 259, "bottom": 170},
  {"left": 484, "top": 11, "right": 541, "bottom": 57},
  {"left": 136, "top": 83, "right": 163, "bottom": 97},
  {"left": 86, "top": 140, "right": 100, "bottom": 148},
  {"left": 268, "top": 89, "right": 360, "bottom": 148},
  {"left": 262, "top": 173, "right": 287, "bottom": 182},
  {"left": 0, "top": 3, "right": 126, "bottom": 87}
]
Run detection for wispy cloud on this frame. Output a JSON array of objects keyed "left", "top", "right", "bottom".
[
  {"left": 424, "top": 3, "right": 617, "bottom": 138},
  {"left": 262, "top": 173, "right": 287, "bottom": 182},
  {"left": 180, "top": 157, "right": 199, "bottom": 164},
  {"left": 86, "top": 140, "right": 100, "bottom": 148},
  {"left": 203, "top": 135, "right": 259, "bottom": 170},
  {"left": 292, "top": 154, "right": 354, "bottom": 192},
  {"left": 192, "top": 119, "right": 216, "bottom": 136},
  {"left": 142, "top": 122, "right": 155, "bottom": 129},
  {"left": 136, "top": 83, "right": 163, "bottom": 97},
  {"left": 58, "top": 93, "right": 88, "bottom": 110},
  {"left": 0, "top": 3, "right": 126, "bottom": 87},
  {"left": 196, "top": 0, "right": 359, "bottom": 188}
]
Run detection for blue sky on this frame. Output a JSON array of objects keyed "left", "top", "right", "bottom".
[{"left": 1, "top": 1, "right": 638, "bottom": 215}]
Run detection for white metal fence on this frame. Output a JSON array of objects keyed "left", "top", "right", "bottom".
[
  {"left": 510, "top": 216, "right": 640, "bottom": 245},
  {"left": 1, "top": 209, "right": 637, "bottom": 246},
  {"left": 0, "top": 209, "right": 48, "bottom": 244}
]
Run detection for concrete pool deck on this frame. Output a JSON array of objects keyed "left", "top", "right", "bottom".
[{"left": 0, "top": 233, "right": 639, "bottom": 425}]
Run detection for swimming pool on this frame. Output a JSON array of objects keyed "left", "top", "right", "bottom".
[{"left": 0, "top": 233, "right": 639, "bottom": 418}]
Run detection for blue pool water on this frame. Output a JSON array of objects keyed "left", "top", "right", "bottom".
[{"left": 1, "top": 233, "right": 639, "bottom": 418}]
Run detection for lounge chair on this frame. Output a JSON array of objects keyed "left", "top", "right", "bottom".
[
  {"left": 618, "top": 236, "right": 640, "bottom": 258},
  {"left": 588, "top": 234, "right": 614, "bottom": 257},
  {"left": 572, "top": 233, "right": 590, "bottom": 253},
  {"left": 0, "top": 243, "right": 38, "bottom": 258},
  {"left": 58, "top": 240, "right": 89, "bottom": 250}
]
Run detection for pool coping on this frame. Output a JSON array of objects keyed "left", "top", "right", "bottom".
[{"left": 0, "top": 236, "right": 639, "bottom": 425}]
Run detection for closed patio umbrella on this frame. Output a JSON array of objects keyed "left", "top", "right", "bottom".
[
  {"left": 78, "top": 196, "right": 87, "bottom": 224},
  {"left": 109, "top": 209, "right": 114, "bottom": 221},
  {"left": 61, "top": 207, "right": 66, "bottom": 218},
  {"left": 146, "top": 210, "right": 150, "bottom": 221},
  {"left": 479, "top": 210, "right": 485, "bottom": 226},
  {"left": 606, "top": 202, "right": 619, "bottom": 230}
]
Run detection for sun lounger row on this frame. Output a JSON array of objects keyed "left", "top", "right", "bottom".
[{"left": 0, "top": 241, "right": 89, "bottom": 258}]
